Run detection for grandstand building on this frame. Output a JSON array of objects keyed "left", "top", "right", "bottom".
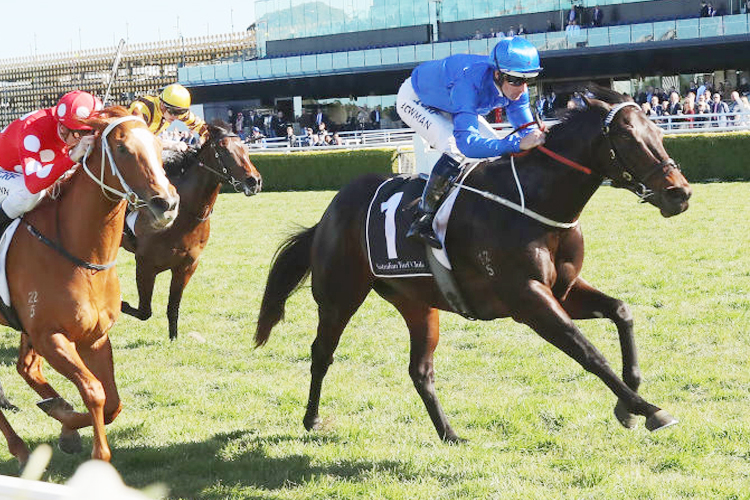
[
  {"left": 182, "top": 0, "right": 750, "bottom": 127},
  {"left": 0, "top": 32, "right": 255, "bottom": 128}
]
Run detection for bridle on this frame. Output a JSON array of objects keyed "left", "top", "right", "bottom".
[
  {"left": 519, "top": 102, "right": 679, "bottom": 203},
  {"left": 601, "top": 102, "right": 680, "bottom": 203},
  {"left": 81, "top": 115, "right": 153, "bottom": 208},
  {"left": 196, "top": 131, "right": 248, "bottom": 193}
]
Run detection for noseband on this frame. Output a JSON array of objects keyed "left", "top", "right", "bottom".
[
  {"left": 196, "top": 132, "right": 248, "bottom": 193},
  {"left": 602, "top": 102, "right": 680, "bottom": 202}
]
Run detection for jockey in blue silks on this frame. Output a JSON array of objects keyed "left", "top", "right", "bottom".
[{"left": 396, "top": 36, "right": 547, "bottom": 249}]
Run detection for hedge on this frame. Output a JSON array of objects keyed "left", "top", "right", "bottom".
[
  {"left": 664, "top": 131, "right": 750, "bottom": 182},
  {"left": 249, "top": 148, "right": 399, "bottom": 191},
  {"left": 242, "top": 132, "right": 749, "bottom": 192}
]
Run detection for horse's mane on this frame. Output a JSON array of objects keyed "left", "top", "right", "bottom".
[
  {"left": 544, "top": 84, "right": 632, "bottom": 151},
  {"left": 79, "top": 106, "right": 132, "bottom": 130}
]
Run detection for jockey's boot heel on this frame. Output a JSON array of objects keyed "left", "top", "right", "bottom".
[{"left": 407, "top": 154, "right": 462, "bottom": 250}]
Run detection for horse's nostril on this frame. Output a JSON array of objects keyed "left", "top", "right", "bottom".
[{"left": 149, "top": 196, "right": 171, "bottom": 214}]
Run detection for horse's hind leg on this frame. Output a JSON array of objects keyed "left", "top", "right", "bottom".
[
  {"left": 0, "top": 411, "right": 29, "bottom": 470},
  {"left": 559, "top": 277, "right": 641, "bottom": 428},
  {"left": 121, "top": 259, "right": 157, "bottom": 321},
  {"left": 384, "top": 293, "right": 461, "bottom": 443},
  {"left": 166, "top": 262, "right": 198, "bottom": 341},
  {"left": 304, "top": 268, "right": 372, "bottom": 432}
]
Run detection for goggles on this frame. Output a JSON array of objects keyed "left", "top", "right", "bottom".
[
  {"left": 503, "top": 73, "right": 536, "bottom": 87},
  {"left": 164, "top": 105, "right": 189, "bottom": 118}
]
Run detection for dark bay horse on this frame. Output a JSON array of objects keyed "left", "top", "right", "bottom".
[
  {"left": 0, "top": 107, "right": 178, "bottom": 467},
  {"left": 255, "top": 90, "right": 692, "bottom": 442},
  {"left": 121, "top": 122, "right": 262, "bottom": 340}
]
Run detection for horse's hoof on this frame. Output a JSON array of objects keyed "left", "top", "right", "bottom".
[
  {"left": 614, "top": 400, "right": 638, "bottom": 429},
  {"left": 37, "top": 397, "right": 73, "bottom": 417},
  {"left": 303, "top": 415, "right": 321, "bottom": 431},
  {"left": 645, "top": 409, "right": 678, "bottom": 432},
  {"left": 442, "top": 433, "right": 467, "bottom": 445},
  {"left": 0, "top": 397, "right": 20, "bottom": 412},
  {"left": 59, "top": 429, "right": 83, "bottom": 454}
]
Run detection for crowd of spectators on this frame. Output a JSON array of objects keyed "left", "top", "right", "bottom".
[
  {"left": 235, "top": 106, "right": 377, "bottom": 149},
  {"left": 631, "top": 80, "right": 750, "bottom": 129}
]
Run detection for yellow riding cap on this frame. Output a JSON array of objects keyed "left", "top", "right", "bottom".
[{"left": 160, "top": 84, "right": 192, "bottom": 109}]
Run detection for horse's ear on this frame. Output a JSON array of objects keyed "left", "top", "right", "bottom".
[{"left": 583, "top": 96, "right": 611, "bottom": 113}]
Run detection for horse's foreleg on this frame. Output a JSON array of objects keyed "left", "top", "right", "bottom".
[
  {"left": 31, "top": 332, "right": 113, "bottom": 462},
  {"left": 0, "top": 411, "right": 29, "bottom": 470},
  {"left": 515, "top": 281, "right": 676, "bottom": 431},
  {"left": 17, "top": 333, "right": 83, "bottom": 454},
  {"left": 121, "top": 260, "right": 157, "bottom": 321},
  {"left": 166, "top": 263, "right": 198, "bottom": 341},
  {"left": 559, "top": 277, "right": 641, "bottom": 428},
  {"left": 390, "top": 299, "right": 461, "bottom": 443}
]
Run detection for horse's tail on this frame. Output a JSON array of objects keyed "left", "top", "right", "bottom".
[{"left": 255, "top": 225, "right": 317, "bottom": 347}]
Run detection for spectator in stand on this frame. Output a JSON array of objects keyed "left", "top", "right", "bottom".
[
  {"left": 496, "top": 28, "right": 506, "bottom": 38},
  {"left": 271, "top": 110, "right": 286, "bottom": 138},
  {"left": 730, "top": 91, "right": 750, "bottom": 125},
  {"left": 332, "top": 132, "right": 344, "bottom": 146},
  {"left": 711, "top": 92, "right": 729, "bottom": 127},
  {"left": 517, "top": 24, "right": 527, "bottom": 35},
  {"left": 700, "top": 1, "right": 710, "bottom": 16},
  {"left": 565, "top": 19, "right": 581, "bottom": 36},
  {"left": 743, "top": 0, "right": 750, "bottom": 13},
  {"left": 315, "top": 122, "right": 330, "bottom": 146},
  {"left": 234, "top": 112, "right": 244, "bottom": 138},
  {"left": 370, "top": 107, "right": 382, "bottom": 129},
  {"left": 667, "top": 91, "right": 683, "bottom": 116},
  {"left": 546, "top": 19, "right": 558, "bottom": 32},
  {"left": 247, "top": 126, "right": 266, "bottom": 147},
  {"left": 737, "top": 76, "right": 750, "bottom": 96},
  {"left": 313, "top": 107, "right": 328, "bottom": 129},
  {"left": 650, "top": 95, "right": 664, "bottom": 116},
  {"left": 567, "top": 5, "right": 578, "bottom": 25},
  {"left": 591, "top": 5, "right": 604, "bottom": 27},
  {"left": 285, "top": 124, "right": 297, "bottom": 147},
  {"left": 695, "top": 93, "right": 710, "bottom": 128},
  {"left": 682, "top": 93, "right": 696, "bottom": 129},
  {"left": 300, "top": 127, "right": 317, "bottom": 146},
  {"left": 641, "top": 101, "right": 654, "bottom": 116},
  {"left": 507, "top": 26, "right": 517, "bottom": 36}
]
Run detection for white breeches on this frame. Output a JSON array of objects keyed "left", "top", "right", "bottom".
[
  {"left": 0, "top": 171, "right": 46, "bottom": 218},
  {"left": 396, "top": 77, "right": 499, "bottom": 161}
]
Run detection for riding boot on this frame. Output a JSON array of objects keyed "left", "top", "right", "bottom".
[
  {"left": 0, "top": 207, "right": 14, "bottom": 236},
  {"left": 406, "top": 153, "right": 462, "bottom": 250}
]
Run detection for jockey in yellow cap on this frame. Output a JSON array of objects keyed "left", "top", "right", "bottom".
[{"left": 129, "top": 83, "right": 209, "bottom": 151}]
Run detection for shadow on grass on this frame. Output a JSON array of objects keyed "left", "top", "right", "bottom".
[{"left": 0, "top": 426, "right": 422, "bottom": 499}]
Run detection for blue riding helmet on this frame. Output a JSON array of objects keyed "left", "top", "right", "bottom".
[{"left": 490, "top": 37, "right": 542, "bottom": 78}]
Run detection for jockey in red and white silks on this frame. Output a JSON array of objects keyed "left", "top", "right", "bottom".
[{"left": 0, "top": 91, "right": 101, "bottom": 228}]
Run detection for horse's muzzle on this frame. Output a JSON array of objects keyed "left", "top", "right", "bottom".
[
  {"left": 243, "top": 177, "right": 262, "bottom": 196},
  {"left": 147, "top": 194, "right": 180, "bottom": 228},
  {"left": 657, "top": 185, "right": 691, "bottom": 217}
]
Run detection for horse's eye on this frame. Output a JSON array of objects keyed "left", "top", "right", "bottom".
[{"left": 117, "top": 144, "right": 128, "bottom": 154}]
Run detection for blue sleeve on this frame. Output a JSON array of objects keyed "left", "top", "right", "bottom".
[
  {"left": 453, "top": 112, "right": 521, "bottom": 158},
  {"left": 505, "top": 92, "right": 535, "bottom": 137},
  {"left": 449, "top": 78, "right": 521, "bottom": 159}
]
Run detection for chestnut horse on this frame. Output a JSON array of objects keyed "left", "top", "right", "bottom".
[
  {"left": 255, "top": 90, "right": 692, "bottom": 442},
  {"left": 0, "top": 107, "right": 178, "bottom": 467},
  {"left": 121, "top": 122, "right": 262, "bottom": 340}
]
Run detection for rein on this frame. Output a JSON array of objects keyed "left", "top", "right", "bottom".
[{"left": 22, "top": 219, "right": 116, "bottom": 271}]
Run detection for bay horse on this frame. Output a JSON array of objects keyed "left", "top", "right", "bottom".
[
  {"left": 255, "top": 89, "right": 692, "bottom": 442},
  {"left": 121, "top": 122, "right": 262, "bottom": 340},
  {"left": 0, "top": 107, "right": 178, "bottom": 467}
]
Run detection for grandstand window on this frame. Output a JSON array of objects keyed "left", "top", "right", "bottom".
[
  {"left": 372, "top": 2, "right": 387, "bottom": 30},
  {"left": 400, "top": 0, "right": 416, "bottom": 26}
]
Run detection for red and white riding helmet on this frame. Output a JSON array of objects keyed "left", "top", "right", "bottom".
[{"left": 54, "top": 90, "right": 103, "bottom": 130}]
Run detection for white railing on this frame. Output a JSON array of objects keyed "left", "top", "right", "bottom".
[{"left": 245, "top": 113, "right": 750, "bottom": 153}]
